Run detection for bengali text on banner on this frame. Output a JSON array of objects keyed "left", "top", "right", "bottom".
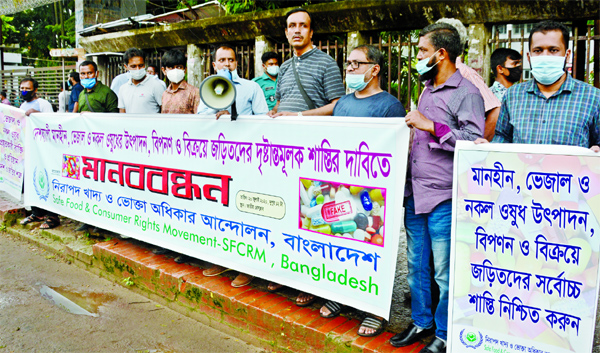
[{"left": 24, "top": 113, "right": 409, "bottom": 318}]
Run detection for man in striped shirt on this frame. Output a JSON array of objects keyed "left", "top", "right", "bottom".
[
  {"left": 268, "top": 8, "right": 345, "bottom": 117},
  {"left": 478, "top": 20, "right": 600, "bottom": 150}
]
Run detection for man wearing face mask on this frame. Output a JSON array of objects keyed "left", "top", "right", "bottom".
[
  {"left": 333, "top": 45, "right": 406, "bottom": 117},
  {"left": 197, "top": 45, "right": 268, "bottom": 119},
  {"left": 485, "top": 21, "right": 600, "bottom": 150},
  {"left": 118, "top": 48, "right": 165, "bottom": 114},
  {"left": 252, "top": 51, "right": 279, "bottom": 111},
  {"left": 390, "top": 23, "right": 484, "bottom": 353},
  {"left": 75, "top": 60, "right": 118, "bottom": 113},
  {"left": 75, "top": 61, "right": 118, "bottom": 233},
  {"left": 317, "top": 45, "right": 405, "bottom": 338},
  {"left": 161, "top": 49, "right": 200, "bottom": 115},
  {"left": 19, "top": 77, "right": 54, "bottom": 115},
  {"left": 19, "top": 77, "right": 62, "bottom": 230},
  {"left": 489, "top": 48, "right": 522, "bottom": 102}
]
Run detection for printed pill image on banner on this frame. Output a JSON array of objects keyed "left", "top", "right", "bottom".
[
  {"left": 62, "top": 154, "right": 81, "bottom": 180},
  {"left": 299, "top": 178, "right": 386, "bottom": 246}
]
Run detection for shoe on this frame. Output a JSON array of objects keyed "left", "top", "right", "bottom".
[
  {"left": 390, "top": 323, "right": 435, "bottom": 347},
  {"left": 174, "top": 255, "right": 190, "bottom": 264},
  {"left": 419, "top": 337, "right": 446, "bottom": 353},
  {"left": 152, "top": 247, "right": 169, "bottom": 255},
  {"left": 76, "top": 223, "right": 90, "bottom": 231},
  {"left": 266, "top": 282, "right": 284, "bottom": 293},
  {"left": 231, "top": 273, "right": 253, "bottom": 287},
  {"left": 203, "top": 265, "right": 230, "bottom": 277}
]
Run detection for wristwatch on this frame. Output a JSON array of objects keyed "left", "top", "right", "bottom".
[{"left": 298, "top": 112, "right": 303, "bottom": 116}]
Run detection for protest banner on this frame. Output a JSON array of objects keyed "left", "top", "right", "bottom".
[
  {"left": 0, "top": 105, "right": 26, "bottom": 200},
  {"left": 448, "top": 141, "right": 600, "bottom": 353},
  {"left": 24, "top": 113, "right": 409, "bottom": 318}
]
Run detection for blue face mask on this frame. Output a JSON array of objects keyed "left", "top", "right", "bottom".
[
  {"left": 529, "top": 55, "right": 566, "bottom": 85},
  {"left": 216, "top": 68, "right": 232, "bottom": 81},
  {"left": 81, "top": 78, "right": 97, "bottom": 89},
  {"left": 346, "top": 66, "right": 374, "bottom": 92},
  {"left": 415, "top": 50, "right": 441, "bottom": 75}
]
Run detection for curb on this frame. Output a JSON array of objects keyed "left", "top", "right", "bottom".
[{"left": 4, "top": 212, "right": 422, "bottom": 353}]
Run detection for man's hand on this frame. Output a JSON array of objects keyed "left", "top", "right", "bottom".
[
  {"left": 474, "top": 138, "right": 490, "bottom": 144},
  {"left": 24, "top": 108, "right": 39, "bottom": 116},
  {"left": 591, "top": 145, "right": 600, "bottom": 153},
  {"left": 405, "top": 110, "right": 434, "bottom": 134},
  {"left": 267, "top": 109, "right": 277, "bottom": 117},
  {"left": 215, "top": 110, "right": 229, "bottom": 120},
  {"left": 271, "top": 111, "right": 298, "bottom": 118}
]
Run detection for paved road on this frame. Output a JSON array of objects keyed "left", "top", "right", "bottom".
[{"left": 0, "top": 231, "right": 266, "bottom": 353}]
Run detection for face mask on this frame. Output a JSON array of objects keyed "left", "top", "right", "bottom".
[
  {"left": 216, "top": 68, "right": 232, "bottom": 81},
  {"left": 129, "top": 67, "right": 146, "bottom": 81},
  {"left": 230, "top": 69, "right": 240, "bottom": 81},
  {"left": 415, "top": 50, "right": 441, "bottom": 76},
  {"left": 266, "top": 66, "right": 280, "bottom": 77},
  {"left": 81, "top": 78, "right": 97, "bottom": 89},
  {"left": 504, "top": 66, "right": 523, "bottom": 83},
  {"left": 68, "top": 80, "right": 73, "bottom": 87},
  {"left": 21, "top": 90, "right": 35, "bottom": 101},
  {"left": 529, "top": 55, "right": 566, "bottom": 85},
  {"left": 346, "top": 66, "right": 374, "bottom": 92},
  {"left": 166, "top": 69, "right": 185, "bottom": 83}
]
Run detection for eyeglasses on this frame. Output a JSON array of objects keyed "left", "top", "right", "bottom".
[{"left": 344, "top": 61, "right": 376, "bottom": 69}]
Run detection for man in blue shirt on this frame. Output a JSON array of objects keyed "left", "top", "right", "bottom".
[
  {"left": 333, "top": 45, "right": 406, "bottom": 117},
  {"left": 67, "top": 72, "right": 83, "bottom": 112},
  {"left": 319, "top": 44, "right": 406, "bottom": 339},
  {"left": 197, "top": 45, "right": 268, "bottom": 118},
  {"left": 477, "top": 20, "right": 600, "bottom": 151}
]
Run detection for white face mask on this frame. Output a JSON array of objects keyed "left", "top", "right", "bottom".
[
  {"left": 166, "top": 68, "right": 185, "bottom": 83},
  {"left": 266, "top": 66, "right": 280, "bottom": 76},
  {"left": 129, "top": 67, "right": 146, "bottom": 81}
]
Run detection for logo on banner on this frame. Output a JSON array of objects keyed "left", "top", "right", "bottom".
[
  {"left": 459, "top": 329, "right": 483, "bottom": 349},
  {"left": 33, "top": 167, "right": 49, "bottom": 201},
  {"left": 62, "top": 154, "right": 81, "bottom": 180}
]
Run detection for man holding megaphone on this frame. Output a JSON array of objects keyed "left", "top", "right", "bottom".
[{"left": 197, "top": 45, "right": 269, "bottom": 120}]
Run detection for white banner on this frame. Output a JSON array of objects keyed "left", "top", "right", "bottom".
[
  {"left": 24, "top": 113, "right": 409, "bottom": 318},
  {"left": 0, "top": 105, "right": 26, "bottom": 200},
  {"left": 448, "top": 141, "right": 600, "bottom": 353}
]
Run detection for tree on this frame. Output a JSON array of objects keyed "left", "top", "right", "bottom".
[{"left": 5, "top": 0, "right": 75, "bottom": 67}]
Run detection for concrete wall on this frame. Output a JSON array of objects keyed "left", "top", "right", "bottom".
[{"left": 78, "top": 0, "right": 600, "bottom": 87}]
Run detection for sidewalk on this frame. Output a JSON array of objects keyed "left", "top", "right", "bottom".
[{"left": 0, "top": 193, "right": 422, "bottom": 353}]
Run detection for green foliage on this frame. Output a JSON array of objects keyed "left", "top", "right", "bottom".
[
  {"left": 1, "top": 15, "right": 19, "bottom": 43},
  {"left": 6, "top": 1, "right": 75, "bottom": 67},
  {"left": 379, "top": 30, "right": 422, "bottom": 107}
]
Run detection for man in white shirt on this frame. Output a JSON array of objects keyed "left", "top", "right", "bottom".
[
  {"left": 57, "top": 82, "right": 70, "bottom": 113},
  {"left": 197, "top": 45, "right": 268, "bottom": 119},
  {"left": 118, "top": 48, "right": 165, "bottom": 114},
  {"left": 19, "top": 77, "right": 54, "bottom": 115}
]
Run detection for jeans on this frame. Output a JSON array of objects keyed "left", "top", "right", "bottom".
[{"left": 405, "top": 196, "right": 452, "bottom": 341}]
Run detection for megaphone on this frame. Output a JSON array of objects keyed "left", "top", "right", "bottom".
[{"left": 199, "top": 75, "right": 237, "bottom": 111}]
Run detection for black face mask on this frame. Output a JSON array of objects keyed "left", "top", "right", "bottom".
[
  {"left": 504, "top": 66, "right": 523, "bottom": 83},
  {"left": 21, "top": 90, "right": 35, "bottom": 102}
]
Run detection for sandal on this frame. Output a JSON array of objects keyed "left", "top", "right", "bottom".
[
  {"left": 20, "top": 214, "right": 44, "bottom": 225},
  {"left": 267, "top": 282, "right": 284, "bottom": 293},
  {"left": 320, "top": 300, "right": 343, "bottom": 318},
  {"left": 40, "top": 216, "right": 60, "bottom": 230},
  {"left": 357, "top": 316, "right": 386, "bottom": 337},
  {"left": 295, "top": 292, "right": 317, "bottom": 307}
]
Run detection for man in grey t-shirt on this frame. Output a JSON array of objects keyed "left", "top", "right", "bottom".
[
  {"left": 268, "top": 8, "right": 345, "bottom": 117},
  {"left": 118, "top": 48, "right": 165, "bottom": 114}
]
